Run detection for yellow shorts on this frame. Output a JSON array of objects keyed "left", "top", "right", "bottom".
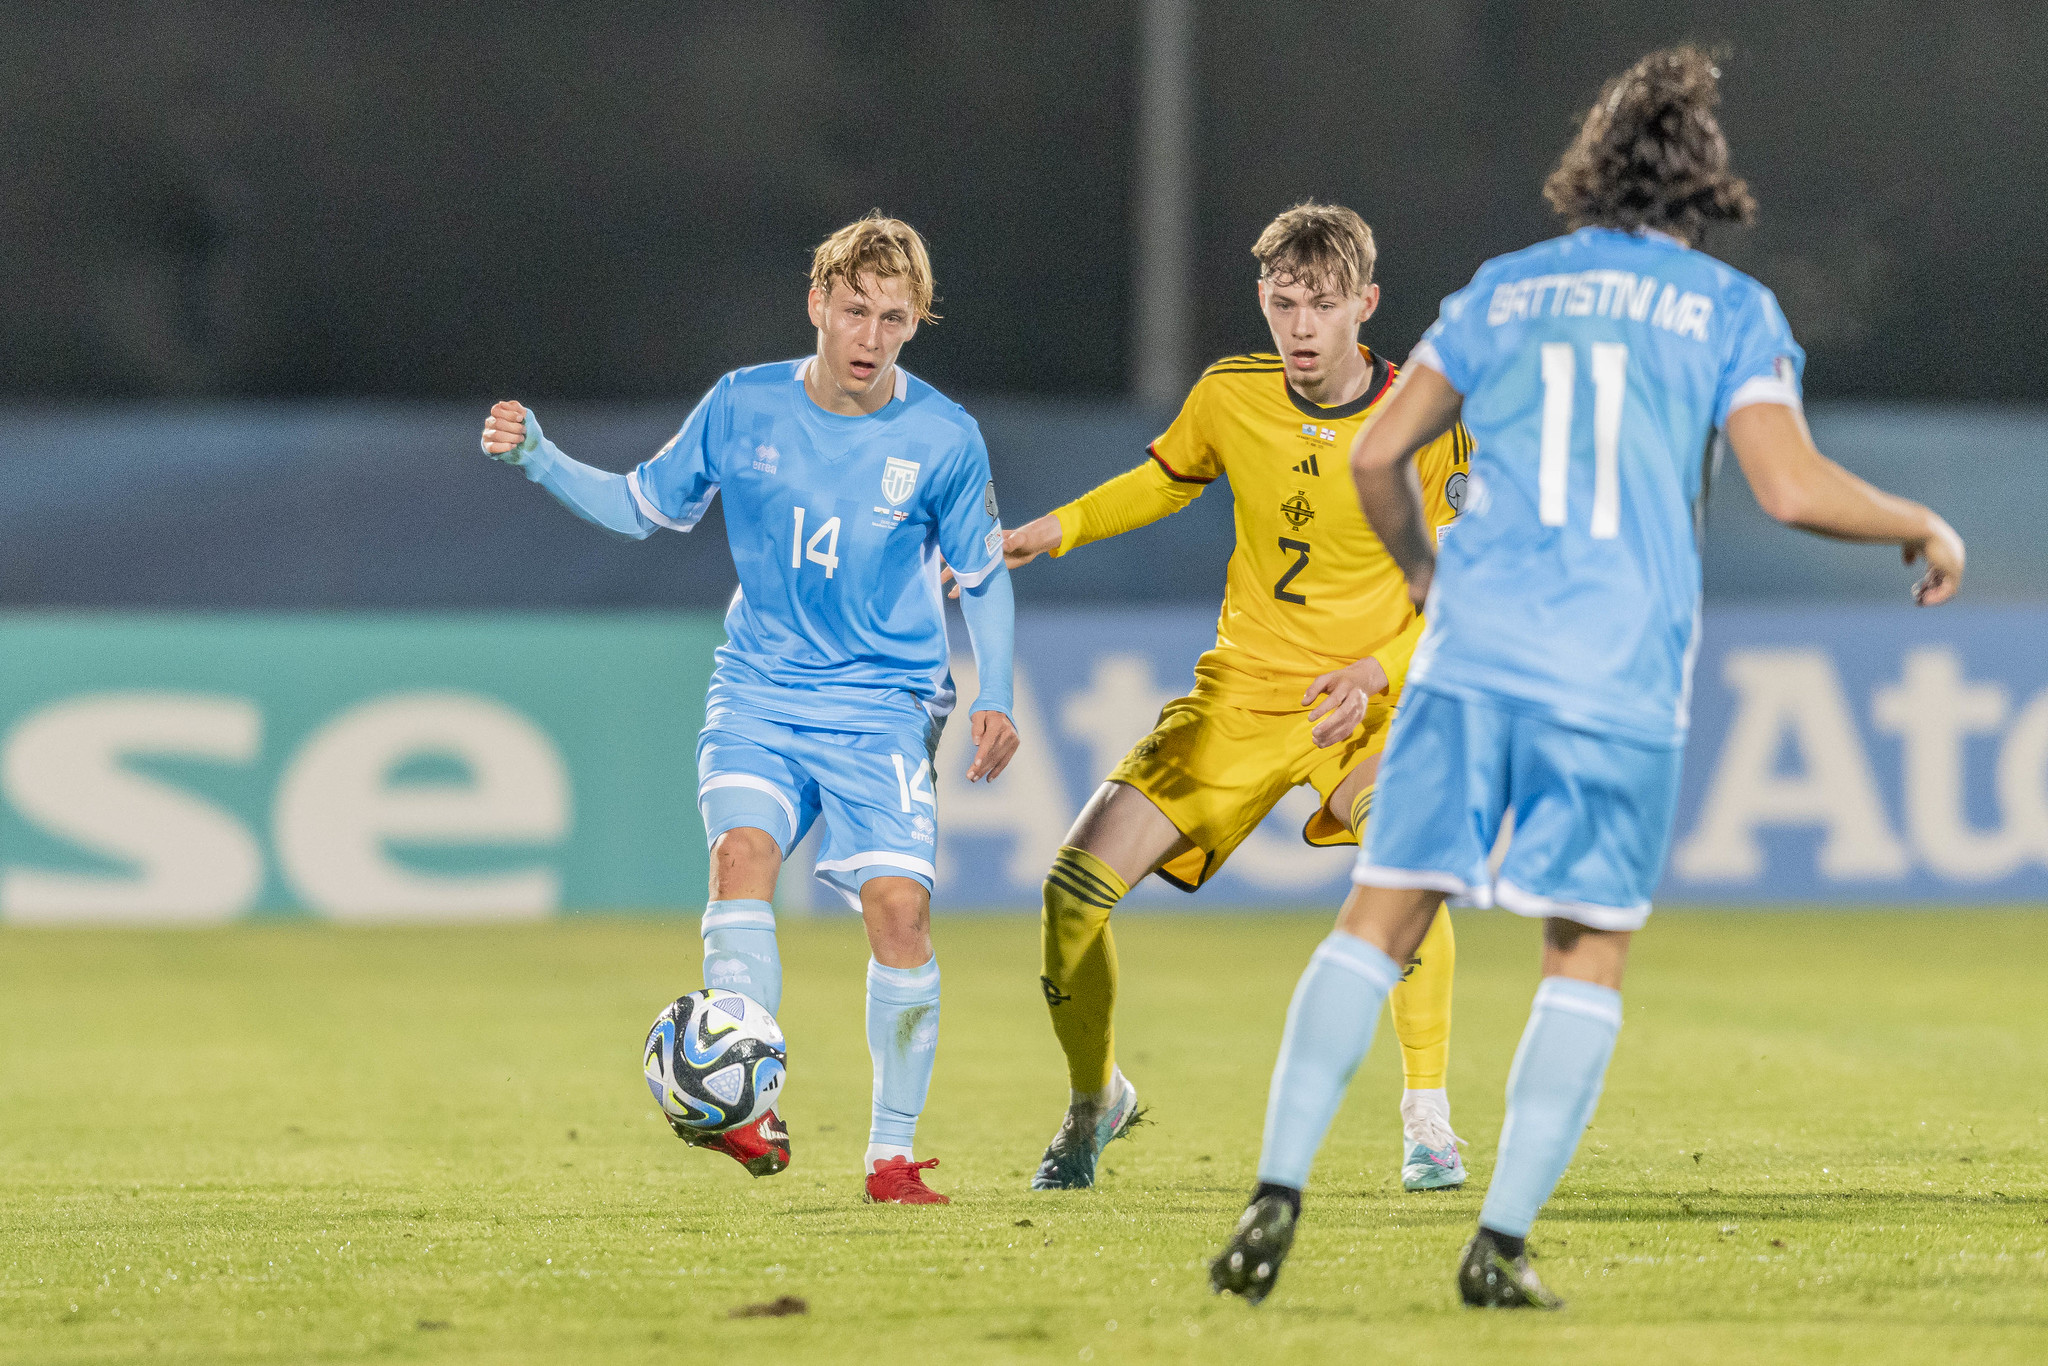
[{"left": 1108, "top": 681, "right": 1394, "bottom": 892}]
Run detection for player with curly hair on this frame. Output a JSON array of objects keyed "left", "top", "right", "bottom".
[{"left": 1212, "top": 46, "right": 1964, "bottom": 1309}]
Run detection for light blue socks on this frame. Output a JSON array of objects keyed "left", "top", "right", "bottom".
[
  {"left": 1479, "top": 976, "right": 1624, "bottom": 1238},
  {"left": 864, "top": 956, "right": 941, "bottom": 1156},
  {"left": 1256, "top": 931, "right": 1405, "bottom": 1189},
  {"left": 701, "top": 899, "right": 781, "bottom": 1015}
]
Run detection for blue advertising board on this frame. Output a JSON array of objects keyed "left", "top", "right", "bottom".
[
  {"left": 1, "top": 605, "right": 2042, "bottom": 923},
  {"left": 896, "top": 603, "right": 2048, "bottom": 911}
]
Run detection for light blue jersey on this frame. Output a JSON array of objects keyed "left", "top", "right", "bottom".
[
  {"left": 1409, "top": 227, "right": 1804, "bottom": 746},
  {"left": 501, "top": 356, "right": 1014, "bottom": 907},
  {"left": 629, "top": 358, "right": 1011, "bottom": 732}
]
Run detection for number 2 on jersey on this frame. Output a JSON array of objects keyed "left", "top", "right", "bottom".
[
  {"left": 790, "top": 506, "right": 841, "bottom": 577},
  {"left": 1272, "top": 537, "right": 1310, "bottom": 604},
  {"left": 1538, "top": 341, "right": 1626, "bottom": 539}
]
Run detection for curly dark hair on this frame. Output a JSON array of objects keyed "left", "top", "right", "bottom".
[{"left": 1543, "top": 46, "right": 1757, "bottom": 241}]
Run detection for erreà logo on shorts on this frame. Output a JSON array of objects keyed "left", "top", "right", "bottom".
[{"left": 881, "top": 457, "right": 920, "bottom": 506}]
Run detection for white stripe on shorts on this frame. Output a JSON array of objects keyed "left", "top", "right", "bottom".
[
  {"left": 1494, "top": 878, "right": 1650, "bottom": 932},
  {"left": 697, "top": 772, "right": 799, "bottom": 841},
  {"left": 813, "top": 851, "right": 937, "bottom": 881},
  {"left": 1351, "top": 860, "right": 1488, "bottom": 906}
]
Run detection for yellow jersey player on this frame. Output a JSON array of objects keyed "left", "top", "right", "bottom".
[{"left": 1003, "top": 203, "right": 1471, "bottom": 1191}]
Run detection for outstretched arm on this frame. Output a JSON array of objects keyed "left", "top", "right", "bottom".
[
  {"left": 480, "top": 400, "right": 656, "bottom": 540},
  {"left": 1002, "top": 455, "right": 1209, "bottom": 571},
  {"left": 955, "top": 570, "right": 1019, "bottom": 781},
  {"left": 1725, "top": 402, "right": 1963, "bottom": 605},
  {"left": 1350, "top": 364, "right": 1465, "bottom": 609}
]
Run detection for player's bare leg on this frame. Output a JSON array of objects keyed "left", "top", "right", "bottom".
[
  {"left": 859, "top": 875, "right": 949, "bottom": 1204},
  {"left": 1328, "top": 761, "right": 1465, "bottom": 1190},
  {"left": 680, "top": 826, "right": 792, "bottom": 1176},
  {"left": 1031, "top": 781, "right": 1185, "bottom": 1188},
  {"left": 1212, "top": 883, "right": 1441, "bottom": 1303},
  {"left": 1066, "top": 780, "right": 1196, "bottom": 887}
]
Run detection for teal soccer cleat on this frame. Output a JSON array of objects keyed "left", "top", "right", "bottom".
[
  {"left": 1029, "top": 1071, "right": 1143, "bottom": 1190},
  {"left": 1399, "top": 1089, "right": 1467, "bottom": 1190},
  {"left": 1401, "top": 1139, "right": 1468, "bottom": 1190}
]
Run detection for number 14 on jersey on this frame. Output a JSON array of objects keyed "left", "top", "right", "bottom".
[{"left": 791, "top": 506, "right": 841, "bottom": 578}]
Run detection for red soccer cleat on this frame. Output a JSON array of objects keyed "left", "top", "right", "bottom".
[
  {"left": 864, "top": 1155, "right": 950, "bottom": 1205},
  {"left": 678, "top": 1110, "right": 790, "bottom": 1177}
]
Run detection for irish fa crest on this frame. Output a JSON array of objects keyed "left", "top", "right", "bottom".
[
  {"left": 1280, "top": 490, "right": 1316, "bottom": 530},
  {"left": 881, "top": 457, "right": 921, "bottom": 506}
]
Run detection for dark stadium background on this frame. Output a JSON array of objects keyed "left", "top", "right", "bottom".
[
  {"left": 3, "top": 2, "right": 2042, "bottom": 611},
  {"left": 9, "top": 2, "right": 2044, "bottom": 404}
]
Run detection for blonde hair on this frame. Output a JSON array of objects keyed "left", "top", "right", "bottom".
[
  {"left": 1251, "top": 201, "right": 1377, "bottom": 297},
  {"left": 809, "top": 212, "right": 939, "bottom": 322}
]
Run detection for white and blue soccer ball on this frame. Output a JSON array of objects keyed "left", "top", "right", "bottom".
[{"left": 643, "top": 989, "right": 787, "bottom": 1135}]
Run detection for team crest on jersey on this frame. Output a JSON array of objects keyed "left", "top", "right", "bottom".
[
  {"left": 881, "top": 457, "right": 921, "bottom": 506},
  {"left": 752, "top": 444, "right": 780, "bottom": 474},
  {"left": 1280, "top": 490, "right": 1315, "bottom": 530}
]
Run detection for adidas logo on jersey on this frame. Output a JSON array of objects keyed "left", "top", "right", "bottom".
[{"left": 1291, "top": 452, "right": 1322, "bottom": 476}]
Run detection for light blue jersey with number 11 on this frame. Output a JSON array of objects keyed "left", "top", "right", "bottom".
[{"left": 1408, "top": 226, "right": 1805, "bottom": 747}]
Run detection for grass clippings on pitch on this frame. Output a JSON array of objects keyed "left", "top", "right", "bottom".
[{"left": 1, "top": 911, "right": 2044, "bottom": 1365}]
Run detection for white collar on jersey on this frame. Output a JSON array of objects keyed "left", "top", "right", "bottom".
[
  {"left": 1636, "top": 227, "right": 1686, "bottom": 248},
  {"left": 795, "top": 355, "right": 910, "bottom": 403}
]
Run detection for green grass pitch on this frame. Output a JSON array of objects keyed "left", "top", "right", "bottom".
[{"left": 2, "top": 911, "right": 2044, "bottom": 1365}]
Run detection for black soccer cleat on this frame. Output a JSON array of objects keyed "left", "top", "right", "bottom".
[
  {"left": 1208, "top": 1192, "right": 1298, "bottom": 1305},
  {"left": 1457, "top": 1228, "right": 1564, "bottom": 1310}
]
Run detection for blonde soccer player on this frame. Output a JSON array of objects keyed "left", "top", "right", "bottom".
[
  {"left": 1001, "top": 203, "right": 1473, "bottom": 1191},
  {"left": 480, "top": 215, "right": 1018, "bottom": 1205}
]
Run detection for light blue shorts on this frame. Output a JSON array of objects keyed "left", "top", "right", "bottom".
[
  {"left": 696, "top": 708, "right": 942, "bottom": 911},
  {"left": 1353, "top": 685, "right": 1683, "bottom": 930}
]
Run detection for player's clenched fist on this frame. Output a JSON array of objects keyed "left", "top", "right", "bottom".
[{"left": 481, "top": 400, "right": 530, "bottom": 462}]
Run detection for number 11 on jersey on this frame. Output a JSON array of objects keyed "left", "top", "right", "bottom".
[
  {"left": 1538, "top": 341, "right": 1627, "bottom": 539},
  {"left": 791, "top": 505, "right": 842, "bottom": 578}
]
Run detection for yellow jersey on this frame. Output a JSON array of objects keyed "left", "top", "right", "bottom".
[{"left": 1053, "top": 345, "right": 1470, "bottom": 709}]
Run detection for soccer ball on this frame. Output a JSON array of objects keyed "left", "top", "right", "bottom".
[{"left": 643, "top": 989, "right": 787, "bottom": 1135}]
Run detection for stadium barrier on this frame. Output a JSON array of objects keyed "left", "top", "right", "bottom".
[
  {"left": 5, "top": 402, "right": 2043, "bottom": 611},
  {"left": 1, "top": 604, "right": 2043, "bottom": 923}
]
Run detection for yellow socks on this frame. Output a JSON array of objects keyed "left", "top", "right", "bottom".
[
  {"left": 1040, "top": 845, "right": 1130, "bottom": 1095},
  {"left": 1349, "top": 784, "right": 1374, "bottom": 835},
  {"left": 1350, "top": 781, "right": 1453, "bottom": 1091},
  {"left": 1389, "top": 904, "right": 1456, "bottom": 1090}
]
